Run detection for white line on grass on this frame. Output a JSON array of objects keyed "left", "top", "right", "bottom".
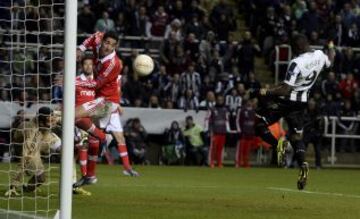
[
  {"left": 0, "top": 208, "right": 50, "bottom": 219},
  {"left": 102, "top": 183, "right": 220, "bottom": 189},
  {"left": 267, "top": 187, "right": 360, "bottom": 199}
]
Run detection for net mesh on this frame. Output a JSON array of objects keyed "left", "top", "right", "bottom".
[{"left": 0, "top": 0, "right": 65, "bottom": 218}]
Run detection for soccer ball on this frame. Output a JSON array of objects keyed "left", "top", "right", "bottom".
[{"left": 133, "top": 54, "right": 154, "bottom": 76}]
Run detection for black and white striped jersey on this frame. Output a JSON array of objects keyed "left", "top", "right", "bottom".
[{"left": 284, "top": 50, "right": 331, "bottom": 102}]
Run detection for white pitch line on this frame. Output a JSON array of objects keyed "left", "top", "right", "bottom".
[
  {"left": 0, "top": 208, "right": 50, "bottom": 219},
  {"left": 267, "top": 187, "right": 360, "bottom": 199},
  {"left": 101, "top": 183, "right": 221, "bottom": 189}
]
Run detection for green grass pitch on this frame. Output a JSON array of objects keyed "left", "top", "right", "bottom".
[{"left": 1, "top": 165, "right": 360, "bottom": 219}]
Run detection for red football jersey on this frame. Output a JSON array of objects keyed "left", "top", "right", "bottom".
[
  {"left": 75, "top": 74, "right": 96, "bottom": 107},
  {"left": 79, "top": 32, "right": 122, "bottom": 103}
]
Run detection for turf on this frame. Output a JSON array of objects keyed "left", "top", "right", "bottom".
[{"left": 1, "top": 165, "right": 360, "bottom": 219}]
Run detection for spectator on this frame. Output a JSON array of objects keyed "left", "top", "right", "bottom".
[
  {"left": 220, "top": 35, "right": 237, "bottom": 72},
  {"left": 199, "top": 31, "right": 219, "bottom": 64},
  {"left": 215, "top": 13, "right": 233, "bottom": 41},
  {"left": 303, "top": 98, "right": 323, "bottom": 169},
  {"left": 183, "top": 33, "right": 200, "bottom": 61},
  {"left": 215, "top": 73, "right": 234, "bottom": 95},
  {"left": 78, "top": 4, "right": 96, "bottom": 34},
  {"left": 114, "top": 12, "right": 127, "bottom": 36},
  {"left": 128, "top": 6, "right": 151, "bottom": 37},
  {"left": 150, "top": 6, "right": 169, "bottom": 37},
  {"left": 52, "top": 58, "right": 64, "bottom": 103},
  {"left": 151, "top": 65, "right": 172, "bottom": 98},
  {"left": 199, "top": 90, "right": 216, "bottom": 110},
  {"left": 346, "top": 23, "right": 360, "bottom": 47},
  {"left": 200, "top": 75, "right": 215, "bottom": 98},
  {"left": 236, "top": 31, "right": 261, "bottom": 80},
  {"left": 180, "top": 63, "right": 201, "bottom": 97},
  {"left": 184, "top": 14, "right": 205, "bottom": 40},
  {"left": 236, "top": 83, "right": 247, "bottom": 97},
  {"left": 178, "top": 89, "right": 199, "bottom": 112},
  {"left": 164, "top": 19, "right": 182, "bottom": 41},
  {"left": 123, "top": 74, "right": 146, "bottom": 105},
  {"left": 337, "top": 100, "right": 357, "bottom": 152},
  {"left": 309, "top": 31, "right": 325, "bottom": 45},
  {"left": 148, "top": 94, "right": 161, "bottom": 109},
  {"left": 124, "top": 118, "right": 148, "bottom": 164},
  {"left": 328, "top": 15, "right": 345, "bottom": 46},
  {"left": 183, "top": 116, "right": 207, "bottom": 165},
  {"left": 321, "top": 72, "right": 339, "bottom": 97},
  {"left": 260, "top": 6, "right": 277, "bottom": 44},
  {"left": 210, "top": 0, "right": 234, "bottom": 29},
  {"left": 299, "top": 1, "right": 320, "bottom": 37},
  {"left": 225, "top": 88, "right": 242, "bottom": 116},
  {"left": 168, "top": 0, "right": 186, "bottom": 22},
  {"left": 339, "top": 73, "right": 358, "bottom": 99},
  {"left": 200, "top": 15, "right": 213, "bottom": 36},
  {"left": 323, "top": 94, "right": 342, "bottom": 117},
  {"left": 168, "top": 74, "right": 182, "bottom": 106},
  {"left": 341, "top": 47, "right": 356, "bottom": 75},
  {"left": 292, "top": 0, "right": 307, "bottom": 21},
  {"left": 170, "top": 45, "right": 189, "bottom": 75},
  {"left": 186, "top": 0, "right": 207, "bottom": 22},
  {"left": 162, "top": 121, "right": 185, "bottom": 165},
  {"left": 340, "top": 3, "right": 356, "bottom": 30},
  {"left": 160, "top": 31, "right": 180, "bottom": 66},
  {"left": 245, "top": 72, "right": 261, "bottom": 90},
  {"left": 94, "top": 11, "right": 115, "bottom": 32}
]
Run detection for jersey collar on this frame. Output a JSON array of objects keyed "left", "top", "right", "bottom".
[
  {"left": 99, "top": 51, "right": 116, "bottom": 64},
  {"left": 80, "top": 73, "right": 93, "bottom": 80}
]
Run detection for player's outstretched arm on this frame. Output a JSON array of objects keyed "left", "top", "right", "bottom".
[{"left": 259, "top": 83, "right": 292, "bottom": 97}]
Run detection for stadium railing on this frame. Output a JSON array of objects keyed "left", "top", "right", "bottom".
[
  {"left": 323, "top": 116, "right": 360, "bottom": 166},
  {"left": 0, "top": 29, "right": 162, "bottom": 58}
]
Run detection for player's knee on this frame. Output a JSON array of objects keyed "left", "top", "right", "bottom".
[{"left": 113, "top": 132, "right": 125, "bottom": 144}]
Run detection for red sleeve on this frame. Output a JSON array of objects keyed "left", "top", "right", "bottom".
[
  {"left": 79, "top": 32, "right": 103, "bottom": 51},
  {"left": 96, "top": 60, "right": 121, "bottom": 90}
]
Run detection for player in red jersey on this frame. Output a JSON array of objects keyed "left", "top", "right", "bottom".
[
  {"left": 74, "top": 56, "right": 113, "bottom": 186},
  {"left": 77, "top": 31, "right": 139, "bottom": 177}
]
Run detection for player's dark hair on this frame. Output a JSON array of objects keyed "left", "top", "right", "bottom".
[
  {"left": 81, "top": 55, "right": 94, "bottom": 65},
  {"left": 291, "top": 34, "right": 309, "bottom": 55},
  {"left": 103, "top": 31, "right": 119, "bottom": 43}
]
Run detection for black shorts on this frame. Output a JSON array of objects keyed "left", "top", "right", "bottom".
[{"left": 256, "top": 97, "right": 307, "bottom": 134}]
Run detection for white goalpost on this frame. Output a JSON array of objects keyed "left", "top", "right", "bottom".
[
  {"left": 0, "top": 0, "right": 77, "bottom": 218},
  {"left": 59, "top": 0, "right": 77, "bottom": 218}
]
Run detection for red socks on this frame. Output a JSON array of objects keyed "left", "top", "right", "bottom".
[
  {"left": 87, "top": 136, "right": 100, "bottom": 177},
  {"left": 78, "top": 149, "right": 88, "bottom": 177},
  {"left": 117, "top": 144, "right": 131, "bottom": 170},
  {"left": 76, "top": 118, "right": 106, "bottom": 142}
]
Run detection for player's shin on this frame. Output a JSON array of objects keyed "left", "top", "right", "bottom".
[
  {"left": 76, "top": 118, "right": 106, "bottom": 141},
  {"left": 78, "top": 148, "right": 88, "bottom": 176},
  {"left": 87, "top": 136, "right": 100, "bottom": 177},
  {"left": 292, "top": 140, "right": 306, "bottom": 166},
  {"left": 117, "top": 144, "right": 131, "bottom": 170}
]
